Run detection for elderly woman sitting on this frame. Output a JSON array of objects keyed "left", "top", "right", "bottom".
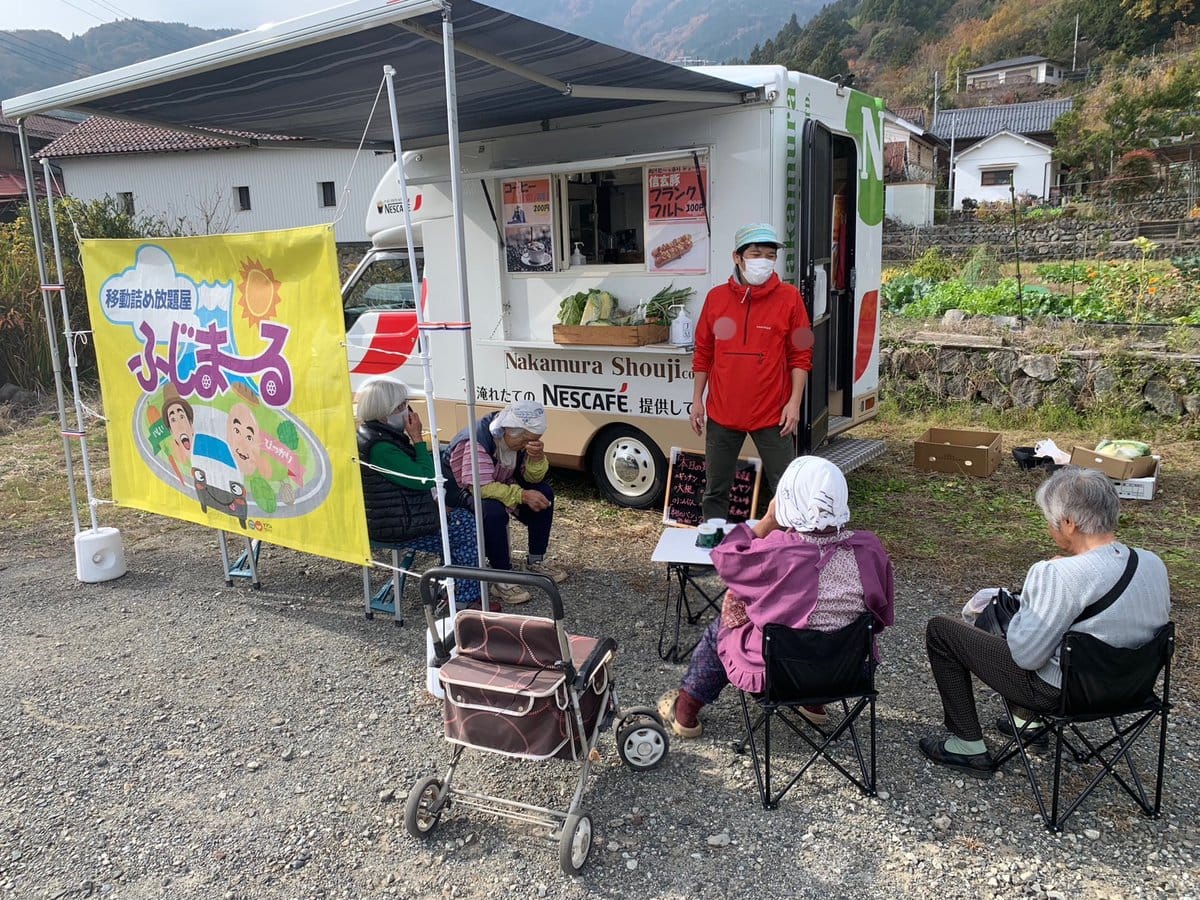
[
  {"left": 920, "top": 466, "right": 1172, "bottom": 778},
  {"left": 356, "top": 377, "right": 481, "bottom": 607},
  {"left": 448, "top": 399, "right": 566, "bottom": 606},
  {"left": 658, "top": 456, "right": 895, "bottom": 738}
]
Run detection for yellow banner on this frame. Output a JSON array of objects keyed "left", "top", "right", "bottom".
[{"left": 82, "top": 225, "right": 370, "bottom": 565}]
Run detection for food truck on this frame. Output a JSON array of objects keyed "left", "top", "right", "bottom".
[{"left": 343, "top": 65, "right": 886, "bottom": 508}]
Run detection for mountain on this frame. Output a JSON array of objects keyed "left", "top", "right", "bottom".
[
  {"left": 489, "top": 0, "right": 827, "bottom": 62},
  {"left": 0, "top": 21, "right": 236, "bottom": 102}
]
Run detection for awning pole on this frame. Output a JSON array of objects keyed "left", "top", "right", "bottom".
[
  {"left": 18, "top": 120, "right": 82, "bottom": 534},
  {"left": 42, "top": 160, "right": 100, "bottom": 532},
  {"left": 381, "top": 64, "right": 457, "bottom": 613},
  {"left": 442, "top": 6, "right": 490, "bottom": 583}
]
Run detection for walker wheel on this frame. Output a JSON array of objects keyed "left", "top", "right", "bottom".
[
  {"left": 558, "top": 811, "right": 593, "bottom": 875},
  {"left": 616, "top": 718, "right": 669, "bottom": 770},
  {"left": 404, "top": 775, "right": 446, "bottom": 839}
]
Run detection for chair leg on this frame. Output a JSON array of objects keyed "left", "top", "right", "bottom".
[{"left": 739, "top": 692, "right": 774, "bottom": 809}]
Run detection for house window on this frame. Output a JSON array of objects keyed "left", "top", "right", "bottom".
[
  {"left": 980, "top": 169, "right": 1014, "bottom": 187},
  {"left": 235, "top": 185, "right": 252, "bottom": 211},
  {"left": 319, "top": 181, "right": 337, "bottom": 208},
  {"left": 560, "top": 166, "right": 645, "bottom": 265},
  {"left": 118, "top": 192, "right": 135, "bottom": 216}
]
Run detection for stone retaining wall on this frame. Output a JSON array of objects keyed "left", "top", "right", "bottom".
[
  {"left": 883, "top": 218, "right": 1200, "bottom": 264},
  {"left": 880, "top": 338, "right": 1200, "bottom": 419}
]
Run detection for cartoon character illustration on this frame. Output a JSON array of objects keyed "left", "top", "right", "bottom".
[
  {"left": 226, "top": 398, "right": 268, "bottom": 479},
  {"left": 161, "top": 385, "right": 195, "bottom": 485}
]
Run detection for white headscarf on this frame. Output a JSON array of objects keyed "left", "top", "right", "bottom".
[
  {"left": 489, "top": 399, "right": 547, "bottom": 436},
  {"left": 773, "top": 456, "right": 850, "bottom": 532}
]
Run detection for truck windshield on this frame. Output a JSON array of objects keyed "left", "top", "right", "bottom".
[{"left": 343, "top": 253, "right": 421, "bottom": 327}]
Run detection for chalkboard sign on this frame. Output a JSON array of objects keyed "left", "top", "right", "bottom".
[{"left": 662, "top": 447, "right": 762, "bottom": 527}]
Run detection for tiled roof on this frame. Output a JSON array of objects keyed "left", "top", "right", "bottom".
[
  {"left": 892, "top": 106, "right": 928, "bottom": 128},
  {"left": 0, "top": 171, "right": 47, "bottom": 201},
  {"left": 34, "top": 116, "right": 303, "bottom": 159},
  {"left": 965, "top": 55, "right": 1063, "bottom": 75},
  {"left": 931, "top": 98, "right": 1073, "bottom": 141},
  {"left": 0, "top": 112, "right": 77, "bottom": 141}
]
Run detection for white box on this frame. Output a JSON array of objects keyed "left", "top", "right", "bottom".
[{"left": 1113, "top": 457, "right": 1160, "bottom": 501}]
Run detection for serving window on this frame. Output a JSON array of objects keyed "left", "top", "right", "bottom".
[{"left": 560, "top": 166, "right": 645, "bottom": 266}]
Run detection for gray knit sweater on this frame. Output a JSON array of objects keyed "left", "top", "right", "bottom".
[{"left": 1007, "top": 541, "right": 1171, "bottom": 689}]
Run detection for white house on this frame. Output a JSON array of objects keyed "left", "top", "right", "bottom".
[
  {"left": 36, "top": 117, "right": 394, "bottom": 243},
  {"left": 964, "top": 56, "right": 1068, "bottom": 92},
  {"left": 883, "top": 108, "right": 940, "bottom": 226},
  {"left": 952, "top": 130, "right": 1061, "bottom": 209}
]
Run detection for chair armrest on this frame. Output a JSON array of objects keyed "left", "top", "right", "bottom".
[{"left": 572, "top": 637, "right": 618, "bottom": 693}]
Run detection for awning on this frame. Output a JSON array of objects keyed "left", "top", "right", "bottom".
[
  {"left": 1, "top": 0, "right": 755, "bottom": 148},
  {"left": 0, "top": 171, "right": 46, "bottom": 201}
]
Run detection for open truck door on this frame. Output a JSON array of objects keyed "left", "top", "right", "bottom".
[{"left": 799, "top": 119, "right": 832, "bottom": 454}]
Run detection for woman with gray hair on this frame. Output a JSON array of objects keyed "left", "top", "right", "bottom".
[
  {"left": 919, "top": 466, "right": 1171, "bottom": 778},
  {"left": 356, "top": 377, "right": 482, "bottom": 607}
]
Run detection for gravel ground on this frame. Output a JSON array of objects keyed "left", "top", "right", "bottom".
[{"left": 1, "top": 515, "right": 1197, "bottom": 900}]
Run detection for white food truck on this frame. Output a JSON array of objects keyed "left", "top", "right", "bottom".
[{"left": 343, "top": 65, "right": 886, "bottom": 508}]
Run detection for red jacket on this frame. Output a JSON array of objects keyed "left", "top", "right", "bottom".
[{"left": 692, "top": 272, "right": 813, "bottom": 432}]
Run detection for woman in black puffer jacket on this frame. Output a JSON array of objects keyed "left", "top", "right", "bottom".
[{"left": 356, "top": 377, "right": 481, "bottom": 606}]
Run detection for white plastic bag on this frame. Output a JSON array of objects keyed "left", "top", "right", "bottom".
[
  {"left": 962, "top": 588, "right": 1001, "bottom": 625},
  {"left": 1033, "top": 439, "right": 1071, "bottom": 465}
]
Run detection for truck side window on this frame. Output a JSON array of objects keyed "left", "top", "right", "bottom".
[
  {"left": 343, "top": 254, "right": 420, "bottom": 327},
  {"left": 563, "top": 167, "right": 644, "bottom": 265}
]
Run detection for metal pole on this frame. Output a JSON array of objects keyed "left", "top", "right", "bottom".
[
  {"left": 1073, "top": 14, "right": 1080, "bottom": 71},
  {"left": 42, "top": 160, "right": 100, "bottom": 532},
  {"left": 1010, "top": 183, "right": 1025, "bottom": 324},
  {"left": 18, "top": 121, "right": 81, "bottom": 533},
  {"left": 443, "top": 8, "right": 489, "bottom": 580},
  {"left": 382, "top": 64, "right": 458, "bottom": 612}
]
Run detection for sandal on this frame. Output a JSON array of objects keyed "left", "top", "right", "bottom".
[{"left": 657, "top": 689, "right": 703, "bottom": 739}]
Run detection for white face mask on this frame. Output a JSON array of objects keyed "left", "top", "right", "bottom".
[
  {"left": 741, "top": 257, "right": 775, "bottom": 286},
  {"left": 387, "top": 407, "right": 409, "bottom": 429}
]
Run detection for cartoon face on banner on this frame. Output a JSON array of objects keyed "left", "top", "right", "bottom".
[{"left": 82, "top": 227, "right": 370, "bottom": 565}]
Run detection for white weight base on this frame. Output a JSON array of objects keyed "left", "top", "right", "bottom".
[{"left": 75, "top": 527, "right": 127, "bottom": 583}]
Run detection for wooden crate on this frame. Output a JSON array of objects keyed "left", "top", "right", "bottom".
[{"left": 552, "top": 324, "right": 669, "bottom": 346}]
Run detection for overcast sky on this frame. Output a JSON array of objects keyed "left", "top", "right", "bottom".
[{"left": 6, "top": 0, "right": 343, "bottom": 36}]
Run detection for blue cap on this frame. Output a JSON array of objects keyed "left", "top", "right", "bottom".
[{"left": 733, "top": 223, "right": 783, "bottom": 251}]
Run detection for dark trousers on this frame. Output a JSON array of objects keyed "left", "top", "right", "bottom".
[
  {"left": 702, "top": 418, "right": 796, "bottom": 520},
  {"left": 480, "top": 478, "right": 554, "bottom": 571},
  {"left": 925, "top": 615, "right": 1061, "bottom": 742}
]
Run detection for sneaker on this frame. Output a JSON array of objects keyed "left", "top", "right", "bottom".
[
  {"left": 917, "top": 735, "right": 994, "bottom": 779},
  {"left": 526, "top": 558, "right": 567, "bottom": 584},
  {"left": 491, "top": 582, "right": 531, "bottom": 605},
  {"left": 657, "top": 689, "right": 703, "bottom": 739}
]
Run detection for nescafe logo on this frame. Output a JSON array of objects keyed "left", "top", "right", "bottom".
[{"left": 377, "top": 195, "right": 424, "bottom": 215}]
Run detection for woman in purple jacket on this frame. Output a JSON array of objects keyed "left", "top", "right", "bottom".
[{"left": 659, "top": 455, "right": 894, "bottom": 738}]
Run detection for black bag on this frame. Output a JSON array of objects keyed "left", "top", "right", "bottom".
[
  {"left": 974, "top": 588, "right": 1022, "bottom": 638},
  {"left": 439, "top": 445, "right": 473, "bottom": 510},
  {"left": 974, "top": 551, "right": 1139, "bottom": 639}
]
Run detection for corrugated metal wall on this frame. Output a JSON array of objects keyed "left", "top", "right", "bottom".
[{"left": 56, "top": 145, "right": 395, "bottom": 243}]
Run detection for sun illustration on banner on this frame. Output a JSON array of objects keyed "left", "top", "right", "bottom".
[{"left": 237, "top": 259, "right": 284, "bottom": 326}]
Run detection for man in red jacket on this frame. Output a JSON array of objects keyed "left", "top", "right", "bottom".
[{"left": 690, "top": 223, "right": 813, "bottom": 520}]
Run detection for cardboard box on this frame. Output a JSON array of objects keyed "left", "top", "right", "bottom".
[
  {"left": 1113, "top": 457, "right": 1160, "bottom": 501},
  {"left": 914, "top": 427, "right": 1002, "bottom": 477},
  {"left": 1069, "top": 447, "right": 1158, "bottom": 482},
  {"left": 552, "top": 324, "right": 669, "bottom": 346}
]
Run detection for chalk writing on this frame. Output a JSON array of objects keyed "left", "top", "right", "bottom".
[{"left": 662, "top": 448, "right": 760, "bottom": 527}]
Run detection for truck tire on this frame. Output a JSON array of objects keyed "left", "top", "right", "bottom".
[{"left": 588, "top": 425, "right": 666, "bottom": 509}]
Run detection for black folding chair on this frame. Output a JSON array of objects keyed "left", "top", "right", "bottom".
[
  {"left": 992, "top": 622, "right": 1174, "bottom": 832},
  {"left": 735, "top": 613, "right": 877, "bottom": 809}
]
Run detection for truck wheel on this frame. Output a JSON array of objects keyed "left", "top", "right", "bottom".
[{"left": 588, "top": 425, "right": 666, "bottom": 509}]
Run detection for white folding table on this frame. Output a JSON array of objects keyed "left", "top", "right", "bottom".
[{"left": 651, "top": 527, "right": 725, "bottom": 663}]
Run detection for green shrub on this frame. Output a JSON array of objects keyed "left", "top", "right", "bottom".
[
  {"left": 880, "top": 273, "right": 935, "bottom": 312},
  {"left": 961, "top": 246, "right": 1001, "bottom": 285},
  {"left": 908, "top": 247, "right": 955, "bottom": 281}
]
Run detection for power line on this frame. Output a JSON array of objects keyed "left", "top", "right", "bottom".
[{"left": 0, "top": 32, "right": 96, "bottom": 77}]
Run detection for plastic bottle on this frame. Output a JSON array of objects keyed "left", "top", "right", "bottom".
[
  {"left": 570, "top": 242, "right": 585, "bottom": 266},
  {"left": 669, "top": 304, "right": 694, "bottom": 346}
]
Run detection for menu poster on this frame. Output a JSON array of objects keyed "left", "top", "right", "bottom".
[
  {"left": 502, "top": 177, "right": 555, "bottom": 274},
  {"left": 645, "top": 163, "right": 709, "bottom": 275}
]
